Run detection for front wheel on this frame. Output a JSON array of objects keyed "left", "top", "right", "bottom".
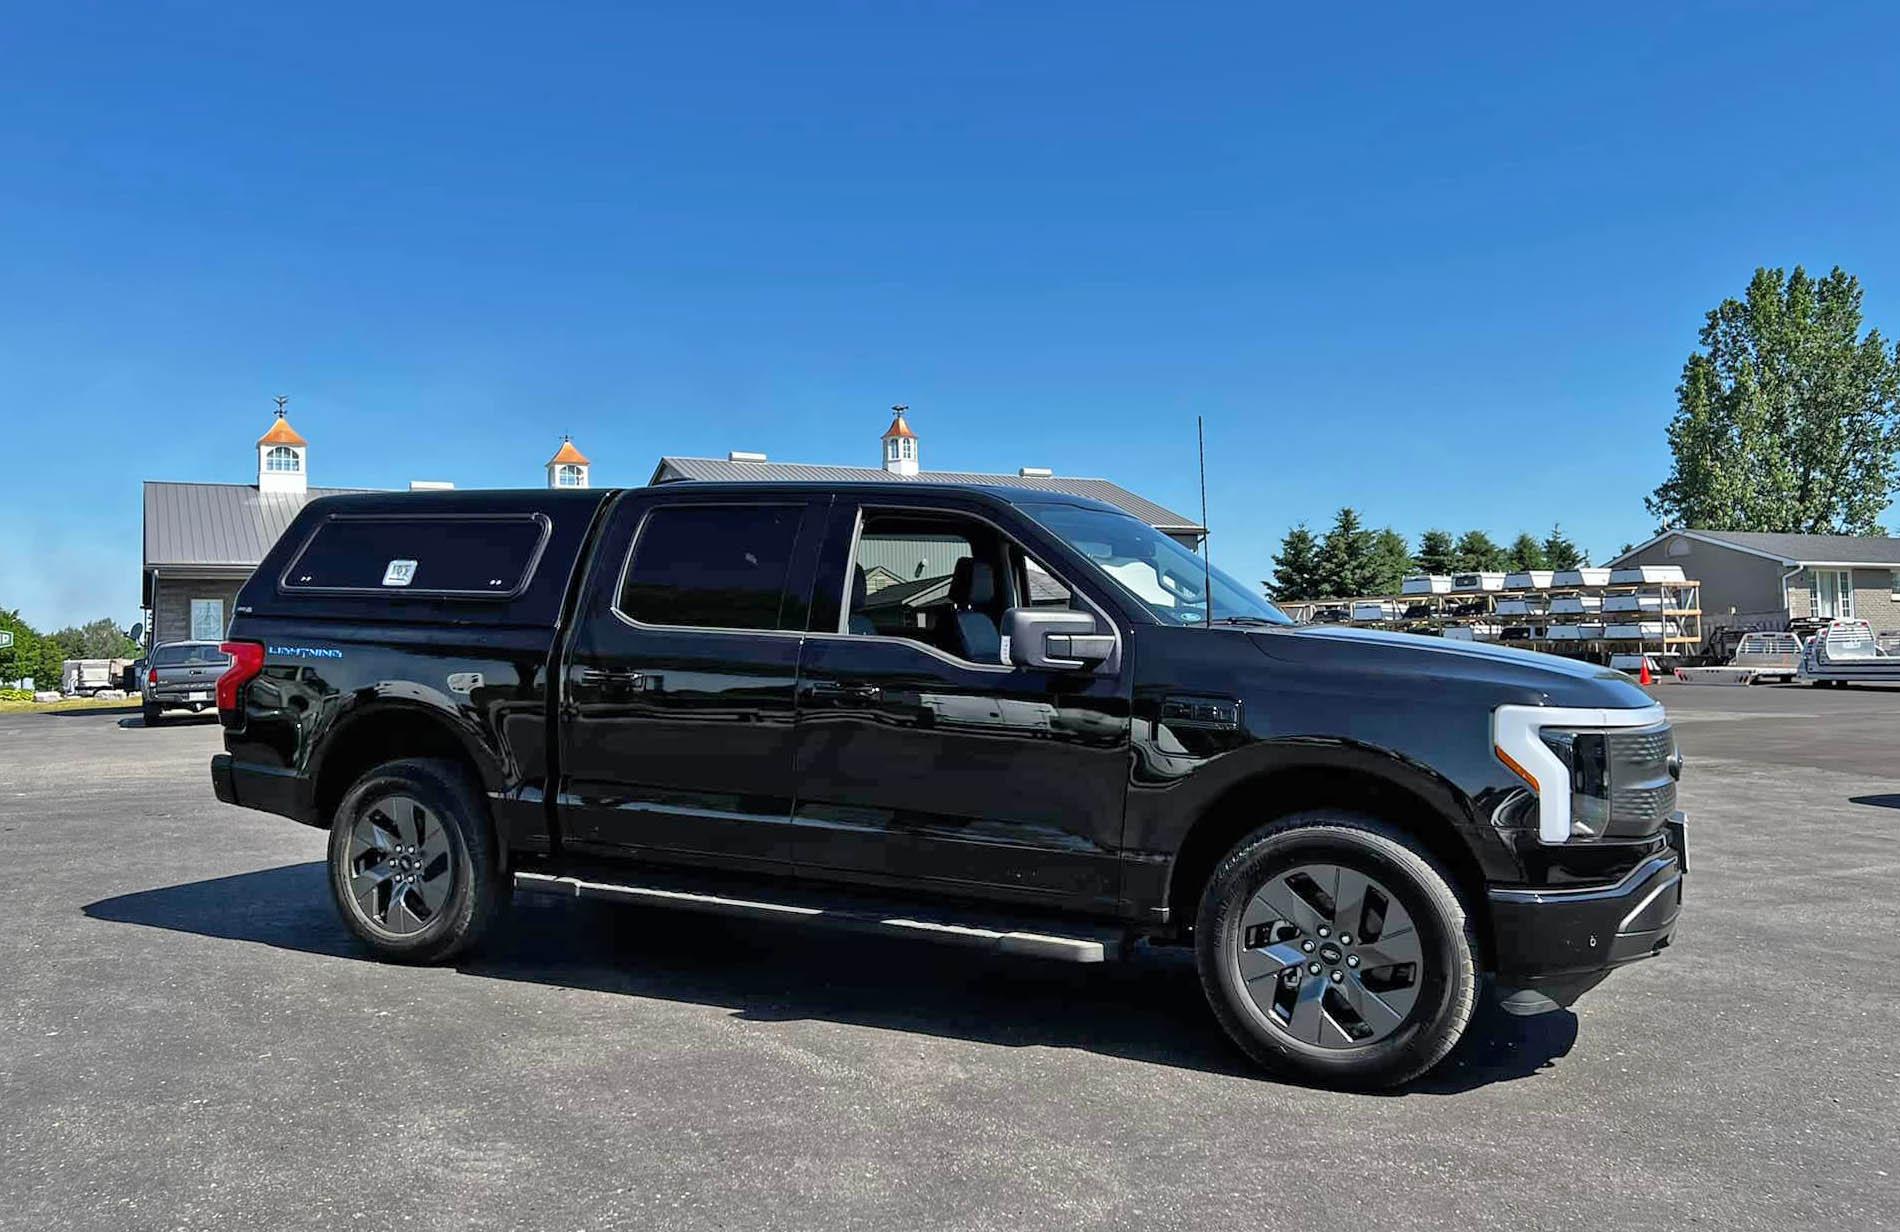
[
  {"left": 327, "top": 758, "right": 507, "bottom": 964},
  {"left": 1195, "top": 812, "right": 1478, "bottom": 1089}
]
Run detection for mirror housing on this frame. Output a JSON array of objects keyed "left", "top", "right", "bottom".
[{"left": 1004, "top": 608, "right": 1113, "bottom": 670}]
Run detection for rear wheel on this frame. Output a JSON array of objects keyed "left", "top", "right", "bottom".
[
  {"left": 327, "top": 758, "right": 506, "bottom": 963},
  {"left": 1195, "top": 812, "right": 1478, "bottom": 1088},
  {"left": 141, "top": 703, "right": 162, "bottom": 726}
]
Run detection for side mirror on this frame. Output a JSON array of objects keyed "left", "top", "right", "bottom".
[{"left": 1004, "top": 608, "right": 1114, "bottom": 671}]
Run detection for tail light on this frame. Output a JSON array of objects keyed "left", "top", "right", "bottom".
[
  {"left": 147, "top": 667, "right": 158, "bottom": 689},
  {"left": 217, "top": 642, "right": 266, "bottom": 721}
]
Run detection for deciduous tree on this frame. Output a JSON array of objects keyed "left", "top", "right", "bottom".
[{"left": 1646, "top": 266, "right": 1900, "bottom": 534}]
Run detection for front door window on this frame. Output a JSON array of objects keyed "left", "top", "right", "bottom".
[{"left": 1814, "top": 570, "right": 1855, "bottom": 620}]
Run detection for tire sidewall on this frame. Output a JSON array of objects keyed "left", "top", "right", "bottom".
[
  {"left": 1197, "top": 816, "right": 1475, "bottom": 1087},
  {"left": 327, "top": 760, "right": 492, "bottom": 962}
]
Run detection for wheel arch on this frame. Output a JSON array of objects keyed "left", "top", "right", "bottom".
[
  {"left": 1165, "top": 755, "right": 1493, "bottom": 962},
  {"left": 310, "top": 701, "right": 502, "bottom": 832}
]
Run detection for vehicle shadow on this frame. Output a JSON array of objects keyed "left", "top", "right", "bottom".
[
  {"left": 114, "top": 712, "right": 221, "bottom": 728},
  {"left": 1849, "top": 794, "right": 1900, "bottom": 810},
  {"left": 83, "top": 862, "right": 1574, "bottom": 1093},
  {"left": 37, "top": 704, "right": 142, "bottom": 719}
]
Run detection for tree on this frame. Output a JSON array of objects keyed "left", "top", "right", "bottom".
[
  {"left": 1646, "top": 265, "right": 1900, "bottom": 534},
  {"left": 1413, "top": 528, "right": 1457, "bottom": 575},
  {"left": 1316, "top": 507, "right": 1379, "bottom": 598},
  {"left": 1505, "top": 532, "right": 1548, "bottom": 573},
  {"left": 0, "top": 608, "right": 40, "bottom": 687},
  {"left": 1541, "top": 524, "right": 1586, "bottom": 571},
  {"left": 1269, "top": 523, "right": 1325, "bottom": 602},
  {"left": 47, "top": 618, "right": 138, "bottom": 660},
  {"left": 1368, "top": 528, "right": 1412, "bottom": 595},
  {"left": 1453, "top": 530, "right": 1506, "bottom": 573}
]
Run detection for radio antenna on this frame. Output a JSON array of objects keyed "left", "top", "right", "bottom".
[{"left": 1198, "top": 415, "right": 1213, "bottom": 629}]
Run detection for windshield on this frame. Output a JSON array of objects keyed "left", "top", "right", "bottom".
[{"left": 1021, "top": 502, "right": 1292, "bottom": 626}]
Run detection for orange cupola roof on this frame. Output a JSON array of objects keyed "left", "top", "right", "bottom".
[
  {"left": 257, "top": 414, "right": 308, "bottom": 448},
  {"left": 547, "top": 437, "right": 591, "bottom": 466},
  {"left": 882, "top": 405, "right": 917, "bottom": 439}
]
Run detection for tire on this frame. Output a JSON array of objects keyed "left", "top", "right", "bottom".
[
  {"left": 1195, "top": 811, "right": 1478, "bottom": 1089},
  {"left": 327, "top": 758, "right": 507, "bottom": 964},
  {"left": 142, "top": 704, "right": 163, "bottom": 726}
]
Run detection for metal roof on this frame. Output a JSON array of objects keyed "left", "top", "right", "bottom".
[
  {"left": 649, "top": 457, "right": 1203, "bottom": 533},
  {"left": 1612, "top": 528, "right": 1900, "bottom": 568},
  {"left": 143, "top": 481, "right": 373, "bottom": 571}
]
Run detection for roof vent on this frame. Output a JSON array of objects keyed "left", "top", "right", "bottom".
[
  {"left": 728, "top": 451, "right": 768, "bottom": 463},
  {"left": 409, "top": 480, "right": 455, "bottom": 491},
  {"left": 1018, "top": 466, "right": 1054, "bottom": 478}
]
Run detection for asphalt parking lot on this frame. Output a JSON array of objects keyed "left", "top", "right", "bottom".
[{"left": 3, "top": 687, "right": 1897, "bottom": 1231}]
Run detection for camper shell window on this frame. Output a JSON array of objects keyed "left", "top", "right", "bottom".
[{"left": 281, "top": 514, "right": 551, "bottom": 597}]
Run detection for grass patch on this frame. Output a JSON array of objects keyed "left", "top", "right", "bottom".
[{"left": 0, "top": 697, "right": 142, "bottom": 714}]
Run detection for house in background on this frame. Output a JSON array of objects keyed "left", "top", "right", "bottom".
[
  {"left": 1608, "top": 529, "right": 1900, "bottom": 634},
  {"left": 140, "top": 408, "right": 592, "bottom": 649},
  {"left": 648, "top": 406, "right": 1206, "bottom": 546}
]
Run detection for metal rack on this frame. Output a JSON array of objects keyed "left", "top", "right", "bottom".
[{"left": 1290, "top": 579, "right": 1703, "bottom": 666}]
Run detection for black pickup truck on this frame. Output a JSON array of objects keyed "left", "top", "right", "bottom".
[{"left": 210, "top": 482, "right": 1684, "bottom": 1087}]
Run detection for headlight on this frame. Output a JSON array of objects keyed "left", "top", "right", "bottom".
[
  {"left": 1493, "top": 704, "right": 1676, "bottom": 844},
  {"left": 1539, "top": 729, "right": 1612, "bottom": 839}
]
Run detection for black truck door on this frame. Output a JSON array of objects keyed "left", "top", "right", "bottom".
[
  {"left": 557, "top": 492, "right": 827, "bottom": 872},
  {"left": 790, "top": 496, "right": 1132, "bottom": 913}
]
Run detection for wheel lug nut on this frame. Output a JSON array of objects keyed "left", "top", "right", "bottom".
[
  {"left": 1347, "top": 955, "right": 1360, "bottom": 968},
  {"left": 1301, "top": 940, "right": 1315, "bottom": 953},
  {"left": 1340, "top": 934, "right": 1352, "bottom": 945},
  {"left": 1317, "top": 926, "right": 1330, "bottom": 938},
  {"left": 1307, "top": 963, "right": 1322, "bottom": 976},
  {"left": 1330, "top": 970, "right": 1343, "bottom": 983}
]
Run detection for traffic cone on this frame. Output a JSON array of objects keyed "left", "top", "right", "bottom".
[{"left": 1638, "top": 658, "right": 1653, "bottom": 686}]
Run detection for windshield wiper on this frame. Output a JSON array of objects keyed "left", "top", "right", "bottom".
[{"left": 1209, "top": 615, "right": 1281, "bottom": 627}]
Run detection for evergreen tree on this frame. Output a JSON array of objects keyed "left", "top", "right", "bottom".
[
  {"left": 1269, "top": 523, "right": 1324, "bottom": 602},
  {"left": 1453, "top": 530, "right": 1506, "bottom": 573},
  {"left": 1505, "top": 532, "right": 1548, "bottom": 573},
  {"left": 1413, "top": 528, "right": 1457, "bottom": 575},
  {"left": 1647, "top": 266, "right": 1900, "bottom": 534},
  {"left": 1316, "top": 507, "right": 1378, "bottom": 598},
  {"left": 1368, "top": 528, "right": 1412, "bottom": 595},
  {"left": 1542, "top": 524, "right": 1586, "bottom": 571}
]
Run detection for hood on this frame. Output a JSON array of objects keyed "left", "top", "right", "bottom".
[{"left": 1249, "top": 624, "right": 1654, "bottom": 709}]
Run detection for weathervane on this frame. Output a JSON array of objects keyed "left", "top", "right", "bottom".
[{"left": 274, "top": 395, "right": 289, "bottom": 419}]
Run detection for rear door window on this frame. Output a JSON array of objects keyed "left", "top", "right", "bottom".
[
  {"left": 282, "top": 515, "right": 550, "bottom": 597},
  {"left": 617, "top": 504, "right": 804, "bottom": 630}
]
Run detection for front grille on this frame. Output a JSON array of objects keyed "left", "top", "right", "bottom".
[{"left": 1606, "top": 723, "right": 1678, "bottom": 837}]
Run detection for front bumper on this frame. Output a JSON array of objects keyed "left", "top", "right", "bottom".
[
  {"left": 1487, "top": 813, "right": 1685, "bottom": 1005},
  {"left": 210, "top": 754, "right": 316, "bottom": 824}
]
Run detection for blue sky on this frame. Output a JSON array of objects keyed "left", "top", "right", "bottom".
[{"left": 5, "top": 2, "right": 1900, "bottom": 629}]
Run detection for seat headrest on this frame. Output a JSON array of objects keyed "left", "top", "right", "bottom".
[{"left": 950, "top": 557, "right": 996, "bottom": 608}]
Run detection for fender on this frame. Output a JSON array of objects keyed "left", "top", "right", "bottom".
[{"left": 308, "top": 689, "right": 511, "bottom": 800}]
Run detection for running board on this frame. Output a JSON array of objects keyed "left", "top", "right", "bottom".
[{"left": 513, "top": 869, "right": 1121, "bottom": 963}]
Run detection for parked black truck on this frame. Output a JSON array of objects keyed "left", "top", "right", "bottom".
[{"left": 210, "top": 482, "right": 1685, "bottom": 1087}]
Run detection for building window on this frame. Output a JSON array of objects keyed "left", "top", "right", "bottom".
[
  {"left": 265, "top": 446, "right": 301, "bottom": 473},
  {"left": 899, "top": 439, "right": 914, "bottom": 460},
  {"left": 1814, "top": 569, "right": 1855, "bottom": 620},
  {"left": 1891, "top": 570, "right": 1900, "bottom": 602},
  {"left": 886, "top": 439, "right": 900, "bottom": 462},
  {"left": 556, "top": 463, "right": 584, "bottom": 487},
  {"left": 190, "top": 598, "right": 225, "bottom": 641}
]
